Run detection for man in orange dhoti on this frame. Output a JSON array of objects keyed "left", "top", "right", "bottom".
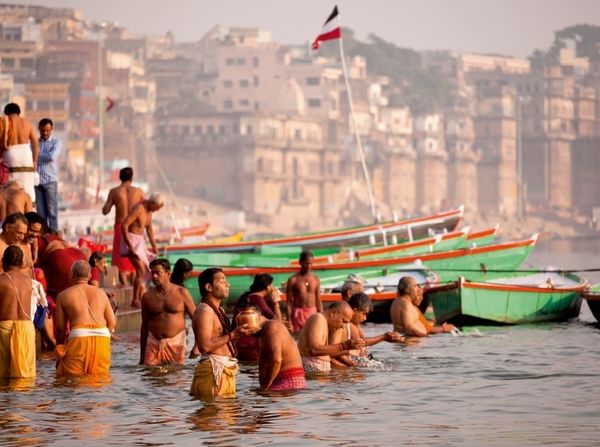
[
  {"left": 140, "top": 258, "right": 196, "bottom": 366},
  {"left": 0, "top": 246, "right": 35, "bottom": 379},
  {"left": 54, "top": 260, "right": 116, "bottom": 376}
]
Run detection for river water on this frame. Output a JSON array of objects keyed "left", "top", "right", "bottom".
[{"left": 1, "top": 239, "right": 599, "bottom": 446}]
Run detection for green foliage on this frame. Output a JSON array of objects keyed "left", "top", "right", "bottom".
[{"left": 529, "top": 24, "right": 600, "bottom": 69}]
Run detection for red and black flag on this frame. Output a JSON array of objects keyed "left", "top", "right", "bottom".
[{"left": 312, "top": 6, "right": 341, "bottom": 50}]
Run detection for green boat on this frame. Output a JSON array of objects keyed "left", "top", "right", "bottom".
[{"left": 426, "top": 272, "right": 586, "bottom": 325}]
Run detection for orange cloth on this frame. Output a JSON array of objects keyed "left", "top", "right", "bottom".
[
  {"left": 0, "top": 320, "right": 36, "bottom": 379},
  {"left": 189, "top": 355, "right": 238, "bottom": 398},
  {"left": 418, "top": 309, "right": 433, "bottom": 333},
  {"left": 55, "top": 324, "right": 111, "bottom": 377},
  {"left": 143, "top": 329, "right": 187, "bottom": 366}
]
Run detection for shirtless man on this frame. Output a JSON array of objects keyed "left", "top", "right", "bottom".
[
  {"left": 0, "top": 246, "right": 35, "bottom": 379},
  {"left": 0, "top": 212, "right": 33, "bottom": 275},
  {"left": 139, "top": 258, "right": 196, "bottom": 366},
  {"left": 256, "top": 318, "right": 306, "bottom": 391},
  {"left": 1, "top": 103, "right": 39, "bottom": 202},
  {"left": 0, "top": 181, "right": 33, "bottom": 221},
  {"left": 340, "top": 276, "right": 365, "bottom": 301},
  {"left": 189, "top": 267, "right": 254, "bottom": 398},
  {"left": 121, "top": 193, "right": 164, "bottom": 307},
  {"left": 286, "top": 251, "right": 322, "bottom": 333},
  {"left": 390, "top": 276, "right": 455, "bottom": 337},
  {"left": 297, "top": 301, "right": 365, "bottom": 373},
  {"left": 102, "top": 167, "right": 145, "bottom": 285},
  {"left": 54, "top": 260, "right": 116, "bottom": 376}
]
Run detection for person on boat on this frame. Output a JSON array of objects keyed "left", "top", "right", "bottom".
[
  {"left": 390, "top": 276, "right": 455, "bottom": 337},
  {"left": 102, "top": 167, "right": 145, "bottom": 286},
  {"left": 233, "top": 273, "right": 285, "bottom": 361},
  {"left": 0, "top": 246, "right": 36, "bottom": 379},
  {"left": 0, "top": 103, "right": 39, "bottom": 203},
  {"left": 286, "top": 250, "right": 322, "bottom": 333},
  {"left": 170, "top": 258, "right": 193, "bottom": 287},
  {"left": 340, "top": 275, "right": 365, "bottom": 301},
  {"left": 0, "top": 180, "right": 33, "bottom": 222},
  {"left": 330, "top": 293, "right": 404, "bottom": 367},
  {"left": 140, "top": 258, "right": 196, "bottom": 366},
  {"left": 54, "top": 260, "right": 116, "bottom": 377},
  {"left": 297, "top": 301, "right": 365, "bottom": 373},
  {"left": 121, "top": 193, "right": 164, "bottom": 308},
  {"left": 190, "top": 267, "right": 255, "bottom": 398},
  {"left": 254, "top": 316, "right": 306, "bottom": 391},
  {"left": 0, "top": 212, "right": 33, "bottom": 275}
]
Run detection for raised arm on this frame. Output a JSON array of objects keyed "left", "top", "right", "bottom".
[{"left": 102, "top": 190, "right": 114, "bottom": 215}]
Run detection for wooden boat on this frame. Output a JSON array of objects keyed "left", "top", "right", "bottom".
[
  {"left": 184, "top": 234, "right": 539, "bottom": 303},
  {"left": 426, "top": 272, "right": 586, "bottom": 325},
  {"left": 165, "top": 207, "right": 464, "bottom": 254},
  {"left": 581, "top": 284, "right": 600, "bottom": 322}
]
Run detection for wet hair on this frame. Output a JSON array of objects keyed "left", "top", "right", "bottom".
[
  {"left": 2, "top": 212, "right": 28, "bottom": 232},
  {"left": 249, "top": 273, "right": 273, "bottom": 293},
  {"left": 119, "top": 167, "right": 133, "bottom": 182},
  {"left": 348, "top": 292, "right": 373, "bottom": 313},
  {"left": 2, "top": 245, "right": 23, "bottom": 270},
  {"left": 299, "top": 250, "right": 313, "bottom": 262},
  {"left": 24, "top": 211, "right": 47, "bottom": 234},
  {"left": 397, "top": 276, "right": 416, "bottom": 296},
  {"left": 149, "top": 258, "right": 170, "bottom": 272},
  {"left": 88, "top": 251, "right": 104, "bottom": 268},
  {"left": 4, "top": 103, "right": 20, "bottom": 115},
  {"left": 71, "top": 260, "right": 91, "bottom": 279},
  {"left": 198, "top": 267, "right": 224, "bottom": 298},
  {"left": 38, "top": 118, "right": 53, "bottom": 128},
  {"left": 171, "top": 258, "right": 193, "bottom": 286}
]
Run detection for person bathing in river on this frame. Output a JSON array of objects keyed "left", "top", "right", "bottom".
[{"left": 286, "top": 251, "right": 322, "bottom": 333}]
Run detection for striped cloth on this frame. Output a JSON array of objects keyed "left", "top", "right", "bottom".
[{"left": 37, "top": 136, "right": 61, "bottom": 184}]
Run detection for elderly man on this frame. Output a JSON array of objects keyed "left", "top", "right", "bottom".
[
  {"left": 297, "top": 301, "right": 365, "bottom": 373},
  {"left": 256, "top": 318, "right": 306, "bottom": 391},
  {"left": 0, "top": 246, "right": 35, "bottom": 379},
  {"left": 340, "top": 275, "right": 365, "bottom": 301},
  {"left": 189, "top": 267, "right": 254, "bottom": 399},
  {"left": 54, "top": 260, "right": 116, "bottom": 377},
  {"left": 286, "top": 250, "right": 322, "bottom": 333},
  {"left": 1, "top": 103, "right": 39, "bottom": 202},
  {"left": 390, "top": 276, "right": 455, "bottom": 337},
  {"left": 121, "top": 193, "right": 164, "bottom": 307},
  {"left": 0, "top": 212, "right": 33, "bottom": 275},
  {"left": 140, "top": 258, "right": 196, "bottom": 366}
]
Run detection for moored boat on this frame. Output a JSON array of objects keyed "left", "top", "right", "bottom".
[{"left": 581, "top": 284, "right": 600, "bottom": 322}]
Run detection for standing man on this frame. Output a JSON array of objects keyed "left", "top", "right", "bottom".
[
  {"left": 35, "top": 118, "right": 61, "bottom": 233},
  {"left": 286, "top": 250, "right": 322, "bottom": 333},
  {"left": 0, "top": 246, "right": 35, "bottom": 379},
  {"left": 1, "top": 103, "right": 39, "bottom": 203},
  {"left": 121, "top": 193, "right": 164, "bottom": 307},
  {"left": 390, "top": 276, "right": 455, "bottom": 337},
  {"left": 139, "top": 258, "right": 196, "bottom": 366},
  {"left": 54, "top": 260, "right": 116, "bottom": 377},
  {"left": 102, "top": 167, "right": 144, "bottom": 285},
  {"left": 189, "top": 267, "right": 253, "bottom": 399}
]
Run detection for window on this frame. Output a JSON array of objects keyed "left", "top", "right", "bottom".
[
  {"left": 181, "top": 125, "right": 189, "bottom": 136},
  {"left": 253, "top": 76, "right": 259, "bottom": 86},
  {"left": 225, "top": 58, "right": 235, "bottom": 66},
  {"left": 239, "top": 99, "right": 249, "bottom": 107},
  {"left": 308, "top": 98, "right": 321, "bottom": 108},
  {"left": 237, "top": 58, "right": 245, "bottom": 65},
  {"left": 134, "top": 86, "right": 148, "bottom": 98},
  {"left": 207, "top": 125, "right": 214, "bottom": 134},
  {"left": 20, "top": 58, "right": 33, "bottom": 68},
  {"left": 223, "top": 80, "right": 233, "bottom": 88},
  {"left": 239, "top": 79, "right": 249, "bottom": 88},
  {"left": 223, "top": 100, "right": 233, "bottom": 109},
  {"left": 219, "top": 125, "right": 226, "bottom": 135},
  {"left": 52, "top": 100, "right": 65, "bottom": 110},
  {"left": 2, "top": 58, "right": 15, "bottom": 68},
  {"left": 306, "top": 77, "right": 320, "bottom": 86},
  {"left": 194, "top": 125, "right": 203, "bottom": 135},
  {"left": 253, "top": 57, "right": 259, "bottom": 67},
  {"left": 54, "top": 122, "right": 65, "bottom": 131},
  {"left": 38, "top": 101, "right": 49, "bottom": 110}
]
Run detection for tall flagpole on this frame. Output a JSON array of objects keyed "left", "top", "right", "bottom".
[{"left": 338, "top": 35, "right": 377, "bottom": 221}]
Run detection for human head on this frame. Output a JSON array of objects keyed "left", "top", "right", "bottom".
[
  {"left": 299, "top": 250, "right": 313, "bottom": 273},
  {"left": 89, "top": 251, "right": 105, "bottom": 268},
  {"left": 146, "top": 193, "right": 165, "bottom": 212},
  {"left": 171, "top": 258, "right": 193, "bottom": 286},
  {"left": 198, "top": 267, "right": 229, "bottom": 300},
  {"left": 325, "top": 301, "right": 354, "bottom": 330},
  {"left": 2, "top": 212, "right": 28, "bottom": 244},
  {"left": 149, "top": 258, "right": 171, "bottom": 287},
  {"left": 38, "top": 118, "right": 53, "bottom": 141},
  {"left": 119, "top": 167, "right": 133, "bottom": 182},
  {"left": 340, "top": 277, "right": 365, "bottom": 301},
  {"left": 71, "top": 260, "right": 91, "bottom": 282},
  {"left": 249, "top": 273, "right": 274, "bottom": 294},
  {"left": 4, "top": 103, "right": 21, "bottom": 115},
  {"left": 348, "top": 292, "right": 373, "bottom": 325},
  {"left": 397, "top": 276, "right": 422, "bottom": 305},
  {"left": 2, "top": 245, "right": 23, "bottom": 271},
  {"left": 24, "top": 211, "right": 46, "bottom": 240}
]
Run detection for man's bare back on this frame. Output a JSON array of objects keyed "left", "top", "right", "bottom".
[
  {"left": 56, "top": 283, "right": 115, "bottom": 330},
  {"left": 142, "top": 285, "right": 195, "bottom": 339},
  {"left": 297, "top": 313, "right": 329, "bottom": 361},
  {"left": 0, "top": 270, "right": 32, "bottom": 321},
  {"left": 0, "top": 183, "right": 33, "bottom": 220},
  {"left": 3, "top": 115, "right": 38, "bottom": 165},
  {"left": 103, "top": 184, "right": 144, "bottom": 223},
  {"left": 123, "top": 201, "right": 152, "bottom": 236}
]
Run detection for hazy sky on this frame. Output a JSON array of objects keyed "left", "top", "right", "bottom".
[{"left": 10, "top": 0, "right": 600, "bottom": 57}]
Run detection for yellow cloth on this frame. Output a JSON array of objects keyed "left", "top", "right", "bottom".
[
  {"left": 0, "top": 320, "right": 36, "bottom": 379},
  {"left": 189, "top": 356, "right": 238, "bottom": 398},
  {"left": 55, "top": 324, "right": 111, "bottom": 377}
]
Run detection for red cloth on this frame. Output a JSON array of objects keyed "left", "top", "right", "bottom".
[
  {"left": 90, "top": 267, "right": 101, "bottom": 285},
  {"left": 38, "top": 240, "right": 87, "bottom": 299},
  {"left": 270, "top": 367, "right": 306, "bottom": 391},
  {"left": 111, "top": 222, "right": 134, "bottom": 272}
]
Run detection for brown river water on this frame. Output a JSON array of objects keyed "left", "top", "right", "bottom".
[{"left": 1, "top": 238, "right": 599, "bottom": 446}]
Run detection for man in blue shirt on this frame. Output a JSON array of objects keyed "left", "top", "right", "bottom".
[{"left": 35, "top": 118, "right": 61, "bottom": 232}]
